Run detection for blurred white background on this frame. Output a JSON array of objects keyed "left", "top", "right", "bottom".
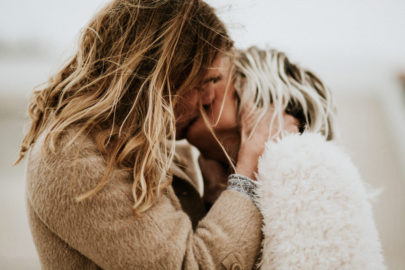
[{"left": 1, "top": 0, "right": 404, "bottom": 269}]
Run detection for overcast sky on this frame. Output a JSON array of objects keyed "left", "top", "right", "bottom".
[{"left": 1, "top": 0, "right": 404, "bottom": 94}]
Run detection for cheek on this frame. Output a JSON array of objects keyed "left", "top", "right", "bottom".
[
  {"left": 212, "top": 90, "right": 238, "bottom": 130},
  {"left": 174, "top": 90, "right": 199, "bottom": 119}
]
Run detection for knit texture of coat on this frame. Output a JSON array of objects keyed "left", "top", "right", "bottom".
[{"left": 26, "top": 128, "right": 262, "bottom": 269}]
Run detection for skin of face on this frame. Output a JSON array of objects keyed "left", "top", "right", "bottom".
[
  {"left": 185, "top": 55, "right": 240, "bottom": 165},
  {"left": 174, "top": 54, "right": 231, "bottom": 140}
]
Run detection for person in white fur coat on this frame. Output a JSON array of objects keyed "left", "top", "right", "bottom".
[{"left": 186, "top": 46, "right": 386, "bottom": 269}]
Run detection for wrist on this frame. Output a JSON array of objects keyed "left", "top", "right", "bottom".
[
  {"left": 227, "top": 174, "right": 258, "bottom": 204},
  {"left": 235, "top": 163, "right": 256, "bottom": 180}
]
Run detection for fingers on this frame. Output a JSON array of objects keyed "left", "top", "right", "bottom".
[
  {"left": 236, "top": 102, "right": 301, "bottom": 179},
  {"left": 240, "top": 103, "right": 300, "bottom": 143},
  {"left": 239, "top": 99, "right": 272, "bottom": 139},
  {"left": 284, "top": 114, "right": 300, "bottom": 133},
  {"left": 267, "top": 112, "right": 300, "bottom": 142},
  {"left": 279, "top": 113, "right": 299, "bottom": 132}
]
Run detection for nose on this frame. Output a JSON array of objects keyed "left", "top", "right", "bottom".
[{"left": 200, "top": 85, "right": 215, "bottom": 106}]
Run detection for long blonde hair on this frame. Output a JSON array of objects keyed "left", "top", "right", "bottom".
[
  {"left": 234, "top": 46, "right": 336, "bottom": 141},
  {"left": 16, "top": 0, "right": 232, "bottom": 215}
]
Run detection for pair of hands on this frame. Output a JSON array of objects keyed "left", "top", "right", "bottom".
[{"left": 199, "top": 104, "right": 300, "bottom": 204}]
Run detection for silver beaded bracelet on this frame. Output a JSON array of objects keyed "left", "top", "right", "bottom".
[{"left": 227, "top": 174, "right": 258, "bottom": 203}]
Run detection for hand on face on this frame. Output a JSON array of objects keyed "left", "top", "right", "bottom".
[
  {"left": 235, "top": 102, "right": 300, "bottom": 179},
  {"left": 185, "top": 54, "right": 300, "bottom": 180},
  {"left": 186, "top": 72, "right": 300, "bottom": 180}
]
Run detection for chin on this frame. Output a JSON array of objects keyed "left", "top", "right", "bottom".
[
  {"left": 186, "top": 117, "right": 240, "bottom": 164},
  {"left": 176, "top": 116, "right": 198, "bottom": 140}
]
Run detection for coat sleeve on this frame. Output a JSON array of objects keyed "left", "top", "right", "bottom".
[
  {"left": 26, "top": 133, "right": 262, "bottom": 270},
  {"left": 256, "top": 132, "right": 386, "bottom": 270}
]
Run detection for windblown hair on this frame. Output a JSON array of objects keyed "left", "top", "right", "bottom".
[
  {"left": 234, "top": 46, "right": 336, "bottom": 141},
  {"left": 16, "top": 0, "right": 232, "bottom": 215}
]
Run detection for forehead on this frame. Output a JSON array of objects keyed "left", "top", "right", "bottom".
[{"left": 205, "top": 55, "right": 231, "bottom": 76}]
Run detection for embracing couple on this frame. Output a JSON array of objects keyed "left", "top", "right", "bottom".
[{"left": 17, "top": 0, "right": 385, "bottom": 269}]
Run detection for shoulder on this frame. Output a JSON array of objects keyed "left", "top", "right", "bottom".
[
  {"left": 29, "top": 127, "right": 102, "bottom": 166},
  {"left": 257, "top": 132, "right": 368, "bottom": 200},
  {"left": 259, "top": 132, "right": 346, "bottom": 168},
  {"left": 27, "top": 127, "right": 106, "bottom": 190},
  {"left": 26, "top": 127, "right": 130, "bottom": 222},
  {"left": 256, "top": 133, "right": 385, "bottom": 269}
]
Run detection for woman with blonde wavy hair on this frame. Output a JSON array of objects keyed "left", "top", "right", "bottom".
[
  {"left": 15, "top": 1, "right": 279, "bottom": 269},
  {"left": 187, "top": 46, "right": 385, "bottom": 269}
]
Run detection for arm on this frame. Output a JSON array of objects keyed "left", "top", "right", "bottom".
[
  {"left": 26, "top": 133, "right": 262, "bottom": 270},
  {"left": 256, "top": 133, "right": 386, "bottom": 269}
]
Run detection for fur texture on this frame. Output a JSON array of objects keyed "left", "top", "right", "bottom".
[{"left": 256, "top": 133, "right": 385, "bottom": 269}]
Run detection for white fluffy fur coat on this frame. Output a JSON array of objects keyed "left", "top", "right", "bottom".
[{"left": 255, "top": 132, "right": 385, "bottom": 269}]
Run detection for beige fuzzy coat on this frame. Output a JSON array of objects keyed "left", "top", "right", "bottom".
[
  {"left": 26, "top": 128, "right": 262, "bottom": 270},
  {"left": 26, "top": 129, "right": 385, "bottom": 269}
]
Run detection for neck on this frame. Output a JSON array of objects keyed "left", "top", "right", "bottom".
[{"left": 199, "top": 129, "right": 240, "bottom": 169}]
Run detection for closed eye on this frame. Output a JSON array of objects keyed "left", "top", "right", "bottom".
[{"left": 203, "top": 75, "right": 223, "bottom": 84}]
